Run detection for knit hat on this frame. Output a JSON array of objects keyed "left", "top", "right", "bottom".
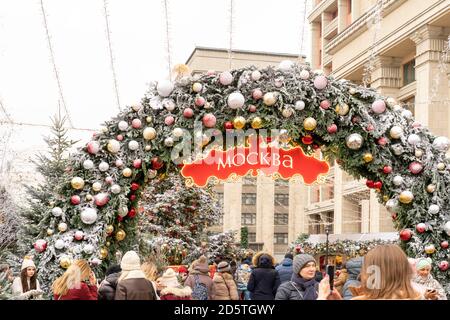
[
  {"left": 120, "top": 250, "right": 141, "bottom": 271},
  {"left": 160, "top": 268, "right": 181, "bottom": 288},
  {"left": 293, "top": 254, "right": 316, "bottom": 275},
  {"left": 284, "top": 253, "right": 294, "bottom": 260},
  {"left": 416, "top": 257, "right": 432, "bottom": 270},
  {"left": 217, "top": 261, "right": 230, "bottom": 272},
  {"left": 21, "top": 258, "right": 36, "bottom": 271}
]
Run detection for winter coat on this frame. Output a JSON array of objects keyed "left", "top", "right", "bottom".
[
  {"left": 212, "top": 272, "right": 239, "bottom": 300},
  {"left": 247, "top": 252, "right": 280, "bottom": 300},
  {"left": 275, "top": 278, "right": 319, "bottom": 300},
  {"left": 54, "top": 282, "right": 98, "bottom": 300},
  {"left": 275, "top": 258, "right": 293, "bottom": 283},
  {"left": 115, "top": 270, "right": 157, "bottom": 300},
  {"left": 334, "top": 269, "right": 348, "bottom": 295},
  {"left": 160, "top": 286, "right": 192, "bottom": 300},
  {"left": 11, "top": 277, "right": 42, "bottom": 300},
  {"left": 342, "top": 257, "right": 363, "bottom": 300},
  {"left": 98, "top": 272, "right": 120, "bottom": 300},
  {"left": 184, "top": 262, "right": 214, "bottom": 300},
  {"left": 413, "top": 274, "right": 447, "bottom": 300}
]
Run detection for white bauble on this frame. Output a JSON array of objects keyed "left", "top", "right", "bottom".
[
  {"left": 83, "top": 160, "right": 94, "bottom": 170},
  {"left": 227, "top": 92, "right": 245, "bottom": 109},
  {"left": 118, "top": 121, "right": 128, "bottom": 131},
  {"left": 299, "top": 70, "right": 310, "bottom": 80},
  {"left": 131, "top": 103, "right": 142, "bottom": 112},
  {"left": 163, "top": 99, "right": 176, "bottom": 111},
  {"left": 385, "top": 199, "right": 399, "bottom": 213},
  {"left": 428, "top": 204, "right": 440, "bottom": 214},
  {"left": 55, "top": 239, "right": 65, "bottom": 250},
  {"left": 433, "top": 136, "right": 450, "bottom": 152},
  {"left": 128, "top": 140, "right": 139, "bottom": 151},
  {"left": 345, "top": 133, "right": 364, "bottom": 150},
  {"left": 156, "top": 80, "right": 174, "bottom": 97},
  {"left": 92, "top": 182, "right": 102, "bottom": 192},
  {"left": 407, "top": 134, "right": 421, "bottom": 146},
  {"left": 111, "top": 184, "right": 121, "bottom": 194},
  {"left": 118, "top": 206, "right": 129, "bottom": 217},
  {"left": 219, "top": 71, "right": 233, "bottom": 85},
  {"left": 164, "top": 137, "right": 174, "bottom": 147},
  {"left": 391, "top": 144, "right": 404, "bottom": 156},
  {"left": 80, "top": 208, "right": 98, "bottom": 225},
  {"left": 83, "top": 244, "right": 95, "bottom": 255},
  {"left": 402, "top": 110, "right": 413, "bottom": 119},
  {"left": 173, "top": 128, "right": 184, "bottom": 138},
  {"left": 282, "top": 108, "right": 294, "bottom": 118},
  {"left": 251, "top": 70, "right": 261, "bottom": 81},
  {"left": 386, "top": 97, "right": 396, "bottom": 107},
  {"left": 278, "top": 60, "right": 294, "bottom": 72},
  {"left": 295, "top": 100, "right": 305, "bottom": 110},
  {"left": 443, "top": 221, "right": 450, "bottom": 236},
  {"left": 52, "top": 207, "right": 63, "bottom": 217},
  {"left": 393, "top": 176, "right": 403, "bottom": 186},
  {"left": 390, "top": 126, "right": 403, "bottom": 139},
  {"left": 58, "top": 222, "right": 68, "bottom": 232},
  {"left": 263, "top": 92, "right": 277, "bottom": 106},
  {"left": 99, "top": 161, "right": 109, "bottom": 172},
  {"left": 107, "top": 139, "right": 121, "bottom": 154}
]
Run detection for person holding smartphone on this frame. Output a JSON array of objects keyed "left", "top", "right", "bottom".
[{"left": 413, "top": 258, "right": 447, "bottom": 300}]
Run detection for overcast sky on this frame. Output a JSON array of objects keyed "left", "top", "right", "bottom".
[{"left": 0, "top": 0, "right": 312, "bottom": 185}]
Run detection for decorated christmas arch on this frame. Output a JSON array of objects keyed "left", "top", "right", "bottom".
[{"left": 27, "top": 61, "right": 450, "bottom": 294}]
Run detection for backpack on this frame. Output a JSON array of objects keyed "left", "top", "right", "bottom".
[{"left": 192, "top": 275, "right": 209, "bottom": 300}]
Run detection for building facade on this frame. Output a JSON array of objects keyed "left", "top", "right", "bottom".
[{"left": 308, "top": 0, "right": 450, "bottom": 236}]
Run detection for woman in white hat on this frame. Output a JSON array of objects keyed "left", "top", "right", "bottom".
[
  {"left": 12, "top": 257, "right": 42, "bottom": 300},
  {"left": 157, "top": 268, "right": 192, "bottom": 300}
]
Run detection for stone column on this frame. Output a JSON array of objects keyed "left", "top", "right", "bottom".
[
  {"left": 411, "top": 26, "right": 450, "bottom": 137},
  {"left": 370, "top": 56, "right": 403, "bottom": 97},
  {"left": 351, "top": 0, "right": 360, "bottom": 23},
  {"left": 223, "top": 179, "right": 242, "bottom": 239},
  {"left": 369, "top": 189, "right": 380, "bottom": 233},
  {"left": 333, "top": 164, "right": 343, "bottom": 234},
  {"left": 361, "top": 199, "right": 370, "bottom": 233},
  {"left": 311, "top": 22, "right": 321, "bottom": 69},
  {"left": 338, "top": 0, "right": 350, "bottom": 33},
  {"left": 256, "top": 175, "right": 275, "bottom": 254},
  {"left": 288, "top": 177, "right": 307, "bottom": 243}
]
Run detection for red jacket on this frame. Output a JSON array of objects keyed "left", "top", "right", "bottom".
[
  {"left": 160, "top": 293, "right": 191, "bottom": 300},
  {"left": 54, "top": 283, "right": 98, "bottom": 300}
]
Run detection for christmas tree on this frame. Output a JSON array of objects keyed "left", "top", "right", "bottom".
[
  {"left": 207, "top": 230, "right": 242, "bottom": 263},
  {"left": 139, "top": 173, "right": 222, "bottom": 265},
  {"left": 0, "top": 186, "right": 21, "bottom": 259}
]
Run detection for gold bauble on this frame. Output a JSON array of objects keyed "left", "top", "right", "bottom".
[
  {"left": 303, "top": 117, "right": 317, "bottom": 131},
  {"left": 399, "top": 191, "right": 414, "bottom": 204},
  {"left": 71, "top": 177, "right": 85, "bottom": 190},
  {"left": 425, "top": 245, "right": 436, "bottom": 255},
  {"left": 86, "top": 194, "right": 93, "bottom": 201},
  {"left": 426, "top": 184, "right": 436, "bottom": 193},
  {"left": 60, "top": 257, "right": 71, "bottom": 269},
  {"left": 143, "top": 127, "right": 157, "bottom": 140},
  {"left": 251, "top": 117, "right": 263, "bottom": 129},
  {"left": 115, "top": 229, "right": 126, "bottom": 241},
  {"left": 263, "top": 92, "right": 277, "bottom": 106},
  {"left": 437, "top": 163, "right": 446, "bottom": 171},
  {"left": 106, "top": 241, "right": 111, "bottom": 247},
  {"left": 383, "top": 195, "right": 389, "bottom": 202},
  {"left": 47, "top": 229, "right": 54, "bottom": 236},
  {"left": 100, "top": 248, "right": 108, "bottom": 259},
  {"left": 146, "top": 116, "right": 153, "bottom": 123},
  {"left": 145, "top": 145, "right": 151, "bottom": 151},
  {"left": 335, "top": 103, "right": 349, "bottom": 116},
  {"left": 363, "top": 153, "right": 373, "bottom": 163},
  {"left": 106, "top": 225, "right": 114, "bottom": 235},
  {"left": 233, "top": 116, "right": 246, "bottom": 130},
  {"left": 122, "top": 168, "right": 132, "bottom": 177}
]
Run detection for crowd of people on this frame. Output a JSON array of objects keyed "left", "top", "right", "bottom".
[{"left": 0, "top": 244, "right": 447, "bottom": 300}]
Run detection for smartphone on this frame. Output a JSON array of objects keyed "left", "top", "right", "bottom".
[{"left": 326, "top": 265, "right": 335, "bottom": 291}]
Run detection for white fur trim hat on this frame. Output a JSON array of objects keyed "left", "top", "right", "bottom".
[
  {"left": 120, "top": 250, "right": 141, "bottom": 271},
  {"left": 21, "top": 258, "right": 36, "bottom": 271}
]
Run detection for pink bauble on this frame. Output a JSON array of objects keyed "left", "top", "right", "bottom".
[
  {"left": 164, "top": 116, "right": 175, "bottom": 126},
  {"left": 105, "top": 176, "right": 113, "bottom": 184},
  {"left": 132, "top": 119, "right": 142, "bottom": 129},
  {"left": 219, "top": 71, "right": 233, "bottom": 85},
  {"left": 195, "top": 96, "right": 206, "bottom": 107},
  {"left": 383, "top": 166, "right": 392, "bottom": 174},
  {"left": 441, "top": 241, "right": 449, "bottom": 249},
  {"left": 248, "top": 105, "right": 257, "bottom": 113},
  {"left": 252, "top": 89, "right": 263, "bottom": 100},
  {"left": 327, "top": 124, "right": 338, "bottom": 134},
  {"left": 115, "top": 159, "right": 124, "bottom": 167},
  {"left": 439, "top": 261, "right": 449, "bottom": 271},
  {"left": 313, "top": 75, "right": 328, "bottom": 90},
  {"left": 116, "top": 134, "right": 124, "bottom": 141},
  {"left": 87, "top": 141, "right": 100, "bottom": 154},
  {"left": 34, "top": 239, "right": 47, "bottom": 253},
  {"left": 416, "top": 223, "right": 427, "bottom": 233},
  {"left": 409, "top": 161, "right": 423, "bottom": 174},
  {"left": 74, "top": 231, "right": 84, "bottom": 241},
  {"left": 71, "top": 195, "right": 81, "bottom": 205},
  {"left": 183, "top": 108, "right": 194, "bottom": 118},
  {"left": 377, "top": 137, "right": 388, "bottom": 146},
  {"left": 202, "top": 113, "right": 217, "bottom": 128},
  {"left": 133, "top": 159, "right": 142, "bottom": 169},
  {"left": 366, "top": 124, "right": 375, "bottom": 131},
  {"left": 94, "top": 193, "right": 109, "bottom": 207},
  {"left": 320, "top": 100, "right": 331, "bottom": 110},
  {"left": 371, "top": 100, "right": 386, "bottom": 114}
]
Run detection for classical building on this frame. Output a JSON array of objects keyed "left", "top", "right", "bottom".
[
  {"left": 186, "top": 47, "right": 308, "bottom": 260},
  {"left": 307, "top": 0, "right": 450, "bottom": 236}
]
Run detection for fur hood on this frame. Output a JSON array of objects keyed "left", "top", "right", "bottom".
[
  {"left": 252, "top": 252, "right": 275, "bottom": 268},
  {"left": 160, "top": 285, "right": 192, "bottom": 297}
]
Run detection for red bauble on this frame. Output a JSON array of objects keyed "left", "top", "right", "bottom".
[
  {"left": 320, "top": 100, "right": 330, "bottom": 110},
  {"left": 373, "top": 181, "right": 382, "bottom": 189},
  {"left": 248, "top": 105, "right": 257, "bottom": 113},
  {"left": 129, "top": 194, "right": 137, "bottom": 201},
  {"left": 377, "top": 137, "right": 388, "bottom": 146},
  {"left": 128, "top": 208, "right": 136, "bottom": 218},
  {"left": 313, "top": 144, "right": 320, "bottom": 150},
  {"left": 74, "top": 231, "right": 84, "bottom": 241},
  {"left": 439, "top": 261, "right": 449, "bottom": 271},
  {"left": 416, "top": 223, "right": 427, "bottom": 233},
  {"left": 224, "top": 121, "right": 234, "bottom": 130},
  {"left": 151, "top": 157, "right": 164, "bottom": 170},
  {"left": 383, "top": 166, "right": 392, "bottom": 174},
  {"left": 117, "top": 216, "right": 123, "bottom": 222},
  {"left": 183, "top": 108, "right": 194, "bottom": 118},
  {"left": 295, "top": 245, "right": 302, "bottom": 253},
  {"left": 366, "top": 180, "right": 374, "bottom": 188},
  {"left": 133, "top": 159, "right": 142, "bottom": 169},
  {"left": 94, "top": 193, "right": 109, "bottom": 207},
  {"left": 131, "top": 182, "right": 140, "bottom": 191},
  {"left": 34, "top": 239, "right": 47, "bottom": 253},
  {"left": 194, "top": 96, "right": 206, "bottom": 107},
  {"left": 399, "top": 229, "right": 412, "bottom": 241},
  {"left": 409, "top": 161, "right": 423, "bottom": 175},
  {"left": 441, "top": 241, "right": 449, "bottom": 249},
  {"left": 202, "top": 113, "right": 217, "bottom": 128},
  {"left": 366, "top": 124, "right": 375, "bottom": 131},
  {"left": 71, "top": 195, "right": 81, "bottom": 205},
  {"left": 327, "top": 124, "right": 338, "bottom": 134},
  {"left": 302, "top": 135, "right": 313, "bottom": 145}
]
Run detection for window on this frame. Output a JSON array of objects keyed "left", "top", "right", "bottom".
[
  {"left": 274, "top": 233, "right": 288, "bottom": 244},
  {"left": 403, "top": 60, "right": 415, "bottom": 86},
  {"left": 248, "top": 233, "right": 256, "bottom": 242},
  {"left": 274, "top": 213, "right": 289, "bottom": 225},
  {"left": 241, "top": 213, "right": 256, "bottom": 225},
  {"left": 275, "top": 194, "right": 289, "bottom": 206},
  {"left": 242, "top": 193, "right": 257, "bottom": 205}
]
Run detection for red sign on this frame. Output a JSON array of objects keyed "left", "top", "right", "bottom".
[{"left": 180, "top": 137, "right": 330, "bottom": 187}]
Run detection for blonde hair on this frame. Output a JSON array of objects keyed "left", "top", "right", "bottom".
[
  {"left": 141, "top": 261, "right": 158, "bottom": 281},
  {"left": 52, "top": 260, "right": 92, "bottom": 297},
  {"left": 359, "top": 245, "right": 420, "bottom": 300}
]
